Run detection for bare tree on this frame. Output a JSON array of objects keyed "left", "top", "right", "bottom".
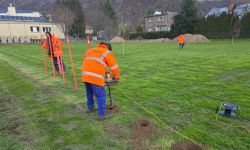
[{"left": 52, "top": 6, "right": 76, "bottom": 37}]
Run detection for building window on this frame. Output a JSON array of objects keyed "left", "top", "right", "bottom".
[
  {"left": 148, "top": 27, "right": 153, "bottom": 32},
  {"left": 160, "top": 26, "right": 167, "bottom": 31},
  {"left": 157, "top": 16, "right": 165, "bottom": 21},
  {"left": 43, "top": 27, "right": 51, "bottom": 32},
  {"left": 156, "top": 26, "right": 167, "bottom": 31},
  {"left": 168, "top": 27, "right": 171, "bottom": 31},
  {"left": 148, "top": 17, "right": 152, "bottom": 23},
  {"left": 30, "top": 26, "right": 40, "bottom": 32}
]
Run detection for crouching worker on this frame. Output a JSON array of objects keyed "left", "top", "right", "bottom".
[
  {"left": 178, "top": 34, "right": 185, "bottom": 49},
  {"left": 41, "top": 32, "right": 66, "bottom": 74},
  {"left": 81, "top": 42, "right": 119, "bottom": 121}
]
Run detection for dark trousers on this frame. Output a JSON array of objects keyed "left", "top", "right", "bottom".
[
  {"left": 53, "top": 56, "right": 66, "bottom": 73},
  {"left": 84, "top": 82, "right": 106, "bottom": 116},
  {"left": 179, "top": 42, "right": 185, "bottom": 49}
]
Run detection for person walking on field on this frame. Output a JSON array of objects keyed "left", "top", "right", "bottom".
[
  {"left": 178, "top": 34, "right": 185, "bottom": 49},
  {"left": 41, "top": 32, "right": 67, "bottom": 74},
  {"left": 81, "top": 42, "right": 119, "bottom": 121}
]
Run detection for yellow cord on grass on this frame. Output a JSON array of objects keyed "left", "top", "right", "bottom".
[
  {"left": 115, "top": 87, "right": 210, "bottom": 150},
  {"left": 216, "top": 101, "right": 250, "bottom": 133}
]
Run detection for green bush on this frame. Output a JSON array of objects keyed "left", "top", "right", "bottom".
[{"left": 128, "top": 31, "right": 173, "bottom": 40}]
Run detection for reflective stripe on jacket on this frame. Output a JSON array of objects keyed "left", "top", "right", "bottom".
[
  {"left": 41, "top": 35, "right": 63, "bottom": 58},
  {"left": 81, "top": 44, "right": 120, "bottom": 86}
]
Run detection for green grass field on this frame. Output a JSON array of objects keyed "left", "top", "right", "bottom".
[{"left": 0, "top": 40, "right": 250, "bottom": 150}]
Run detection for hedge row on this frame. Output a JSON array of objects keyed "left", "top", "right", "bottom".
[{"left": 128, "top": 31, "right": 173, "bottom": 40}]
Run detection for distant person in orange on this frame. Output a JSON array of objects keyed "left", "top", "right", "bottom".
[
  {"left": 41, "top": 32, "right": 66, "bottom": 74},
  {"left": 178, "top": 34, "right": 185, "bottom": 49},
  {"left": 81, "top": 42, "right": 120, "bottom": 121}
]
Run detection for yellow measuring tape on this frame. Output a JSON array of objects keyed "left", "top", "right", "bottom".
[
  {"left": 114, "top": 87, "right": 210, "bottom": 150},
  {"left": 216, "top": 101, "right": 250, "bottom": 133}
]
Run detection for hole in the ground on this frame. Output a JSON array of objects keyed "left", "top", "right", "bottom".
[
  {"left": 130, "top": 119, "right": 158, "bottom": 138},
  {"left": 105, "top": 104, "right": 121, "bottom": 114},
  {"left": 140, "top": 119, "right": 150, "bottom": 127}
]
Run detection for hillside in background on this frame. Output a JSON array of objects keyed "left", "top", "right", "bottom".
[{"left": 0, "top": 0, "right": 248, "bottom": 32}]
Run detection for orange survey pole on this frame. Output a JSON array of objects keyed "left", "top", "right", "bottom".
[
  {"left": 58, "top": 36, "right": 65, "bottom": 84},
  {"left": 66, "top": 36, "right": 78, "bottom": 90},
  {"left": 40, "top": 36, "right": 48, "bottom": 76},
  {"left": 87, "top": 35, "right": 90, "bottom": 49},
  {"left": 53, "top": 34, "right": 62, "bottom": 75},
  {"left": 48, "top": 36, "right": 56, "bottom": 79}
]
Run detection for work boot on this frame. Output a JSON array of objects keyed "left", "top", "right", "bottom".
[
  {"left": 85, "top": 107, "right": 98, "bottom": 114},
  {"left": 97, "top": 114, "right": 113, "bottom": 121}
]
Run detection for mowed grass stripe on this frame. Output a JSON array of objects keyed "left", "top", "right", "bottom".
[{"left": 0, "top": 40, "right": 249, "bottom": 150}]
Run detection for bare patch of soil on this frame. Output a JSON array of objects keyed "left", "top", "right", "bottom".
[
  {"left": 128, "top": 139, "right": 148, "bottom": 150},
  {"left": 19, "top": 136, "right": 34, "bottom": 142},
  {"left": 171, "top": 34, "right": 210, "bottom": 43},
  {"left": 110, "top": 36, "right": 125, "bottom": 42},
  {"left": 105, "top": 104, "right": 121, "bottom": 114},
  {"left": 7, "top": 118, "right": 21, "bottom": 135},
  {"left": 172, "top": 142, "right": 206, "bottom": 150},
  {"left": 130, "top": 119, "right": 158, "bottom": 138},
  {"left": 110, "top": 34, "right": 209, "bottom": 43}
]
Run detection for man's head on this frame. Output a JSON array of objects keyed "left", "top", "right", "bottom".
[
  {"left": 99, "top": 42, "right": 112, "bottom": 51},
  {"left": 45, "top": 32, "right": 52, "bottom": 39}
]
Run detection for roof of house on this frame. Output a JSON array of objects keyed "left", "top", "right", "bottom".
[
  {"left": 86, "top": 26, "right": 93, "bottom": 30},
  {"left": 0, "top": 8, "right": 43, "bottom": 14},
  {"left": 145, "top": 12, "right": 177, "bottom": 18},
  {"left": 206, "top": 3, "right": 250, "bottom": 18}
]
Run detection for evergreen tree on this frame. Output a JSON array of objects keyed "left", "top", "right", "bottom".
[
  {"left": 42, "top": 11, "right": 50, "bottom": 22},
  {"left": 240, "top": 12, "right": 250, "bottom": 38},
  {"left": 70, "top": 0, "right": 85, "bottom": 37},
  {"left": 146, "top": 7, "right": 154, "bottom": 15},
  {"left": 230, "top": 13, "right": 240, "bottom": 38},
  {"left": 171, "top": 0, "right": 198, "bottom": 37},
  {"left": 206, "top": 14, "right": 216, "bottom": 38},
  {"left": 99, "top": 0, "right": 117, "bottom": 27},
  {"left": 55, "top": 0, "right": 85, "bottom": 37},
  {"left": 136, "top": 24, "right": 143, "bottom": 33}
]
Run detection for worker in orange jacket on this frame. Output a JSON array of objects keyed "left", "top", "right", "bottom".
[
  {"left": 178, "top": 34, "right": 185, "bottom": 49},
  {"left": 82, "top": 42, "right": 119, "bottom": 121},
  {"left": 41, "top": 32, "right": 66, "bottom": 74}
]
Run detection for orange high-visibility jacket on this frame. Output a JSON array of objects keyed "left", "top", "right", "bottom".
[
  {"left": 81, "top": 44, "right": 120, "bottom": 87},
  {"left": 41, "top": 35, "right": 63, "bottom": 58},
  {"left": 178, "top": 35, "right": 185, "bottom": 44}
]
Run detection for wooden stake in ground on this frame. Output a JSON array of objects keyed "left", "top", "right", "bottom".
[
  {"left": 122, "top": 41, "right": 125, "bottom": 56},
  {"left": 40, "top": 36, "right": 48, "bottom": 76},
  {"left": 66, "top": 36, "right": 78, "bottom": 90}
]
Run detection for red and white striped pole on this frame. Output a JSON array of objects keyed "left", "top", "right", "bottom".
[{"left": 66, "top": 36, "right": 78, "bottom": 90}]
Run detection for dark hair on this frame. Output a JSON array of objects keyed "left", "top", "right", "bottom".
[
  {"left": 99, "top": 42, "right": 112, "bottom": 51},
  {"left": 45, "top": 31, "right": 52, "bottom": 39}
]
